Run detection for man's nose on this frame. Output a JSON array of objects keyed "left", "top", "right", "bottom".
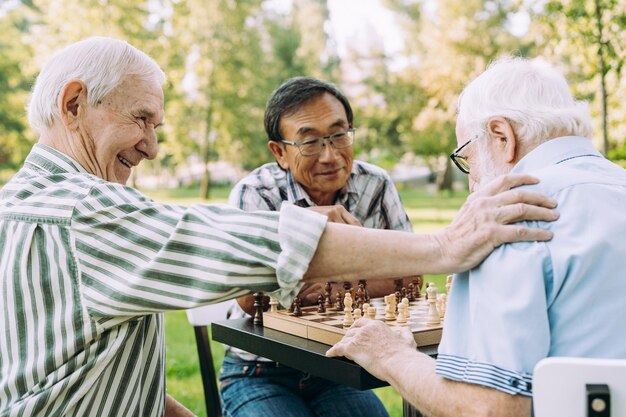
[
  {"left": 317, "top": 139, "right": 339, "bottom": 162},
  {"left": 138, "top": 130, "right": 159, "bottom": 160}
]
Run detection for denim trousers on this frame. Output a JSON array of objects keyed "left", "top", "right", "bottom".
[{"left": 219, "top": 356, "right": 389, "bottom": 417}]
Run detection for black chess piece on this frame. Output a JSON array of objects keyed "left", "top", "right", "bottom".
[
  {"left": 401, "top": 287, "right": 407, "bottom": 300},
  {"left": 407, "top": 282, "right": 416, "bottom": 302},
  {"left": 324, "top": 282, "right": 333, "bottom": 307},
  {"left": 394, "top": 278, "right": 403, "bottom": 293},
  {"left": 335, "top": 291, "right": 344, "bottom": 311},
  {"left": 317, "top": 294, "right": 326, "bottom": 313},
  {"left": 358, "top": 279, "right": 370, "bottom": 302},
  {"left": 253, "top": 292, "right": 264, "bottom": 325},
  {"left": 293, "top": 297, "right": 303, "bottom": 317}
]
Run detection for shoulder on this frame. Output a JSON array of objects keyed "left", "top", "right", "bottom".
[
  {"left": 352, "top": 160, "right": 392, "bottom": 181},
  {"left": 232, "top": 163, "right": 286, "bottom": 192}
]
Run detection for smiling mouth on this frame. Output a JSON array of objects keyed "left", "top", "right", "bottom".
[{"left": 118, "top": 156, "right": 133, "bottom": 168}]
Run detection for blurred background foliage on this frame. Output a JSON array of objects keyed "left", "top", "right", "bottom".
[{"left": 0, "top": 0, "right": 624, "bottom": 190}]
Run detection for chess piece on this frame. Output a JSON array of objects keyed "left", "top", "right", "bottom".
[
  {"left": 293, "top": 297, "right": 303, "bottom": 317},
  {"left": 394, "top": 291, "right": 401, "bottom": 311},
  {"left": 367, "top": 305, "right": 377, "bottom": 320},
  {"left": 426, "top": 283, "right": 440, "bottom": 325},
  {"left": 437, "top": 294, "right": 447, "bottom": 319},
  {"left": 413, "top": 276, "right": 422, "bottom": 298},
  {"left": 359, "top": 279, "right": 370, "bottom": 302},
  {"left": 401, "top": 287, "right": 407, "bottom": 301},
  {"left": 446, "top": 275, "right": 453, "bottom": 295},
  {"left": 343, "top": 293, "right": 354, "bottom": 327},
  {"left": 353, "top": 307, "right": 362, "bottom": 320},
  {"left": 407, "top": 282, "right": 415, "bottom": 302},
  {"left": 397, "top": 301, "right": 408, "bottom": 325},
  {"left": 394, "top": 278, "right": 403, "bottom": 293},
  {"left": 384, "top": 294, "right": 396, "bottom": 321},
  {"left": 324, "top": 282, "right": 333, "bottom": 307},
  {"left": 269, "top": 296, "right": 279, "bottom": 313},
  {"left": 335, "top": 291, "right": 344, "bottom": 311},
  {"left": 355, "top": 283, "right": 365, "bottom": 309},
  {"left": 317, "top": 294, "right": 326, "bottom": 313},
  {"left": 253, "top": 292, "right": 265, "bottom": 325}
]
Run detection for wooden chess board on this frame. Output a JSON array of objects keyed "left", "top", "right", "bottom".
[{"left": 263, "top": 296, "right": 443, "bottom": 347}]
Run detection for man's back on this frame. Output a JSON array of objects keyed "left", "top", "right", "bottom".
[{"left": 438, "top": 136, "right": 626, "bottom": 397}]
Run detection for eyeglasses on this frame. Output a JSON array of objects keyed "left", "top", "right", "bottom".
[
  {"left": 449, "top": 135, "right": 479, "bottom": 174},
  {"left": 281, "top": 128, "right": 356, "bottom": 156}
]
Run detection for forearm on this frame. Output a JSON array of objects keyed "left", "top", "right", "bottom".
[
  {"left": 304, "top": 223, "right": 448, "bottom": 282},
  {"left": 165, "top": 394, "right": 196, "bottom": 417},
  {"left": 381, "top": 349, "right": 531, "bottom": 417}
]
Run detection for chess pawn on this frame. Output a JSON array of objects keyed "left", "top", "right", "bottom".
[
  {"left": 367, "top": 306, "right": 377, "bottom": 320},
  {"left": 353, "top": 308, "right": 362, "bottom": 320},
  {"left": 269, "top": 296, "right": 279, "bottom": 313},
  {"left": 446, "top": 275, "right": 453, "bottom": 295},
  {"left": 397, "top": 303, "right": 408, "bottom": 325},
  {"left": 426, "top": 283, "right": 440, "bottom": 325},
  {"left": 293, "top": 297, "right": 303, "bottom": 317},
  {"left": 317, "top": 294, "right": 326, "bottom": 313},
  {"left": 407, "top": 282, "right": 415, "bottom": 302},
  {"left": 413, "top": 276, "right": 422, "bottom": 298},
  {"left": 335, "top": 291, "right": 344, "bottom": 311}
]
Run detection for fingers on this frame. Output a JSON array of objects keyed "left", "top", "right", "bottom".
[
  {"left": 341, "top": 210, "right": 362, "bottom": 226},
  {"left": 492, "top": 189, "right": 558, "bottom": 210},
  {"left": 306, "top": 205, "right": 362, "bottom": 226},
  {"left": 493, "top": 224, "right": 554, "bottom": 245},
  {"left": 496, "top": 203, "right": 559, "bottom": 224}
]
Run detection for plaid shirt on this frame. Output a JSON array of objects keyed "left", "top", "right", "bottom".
[
  {"left": 226, "top": 160, "right": 412, "bottom": 361},
  {"left": 0, "top": 144, "right": 326, "bottom": 417}
]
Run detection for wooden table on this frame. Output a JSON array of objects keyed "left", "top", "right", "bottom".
[{"left": 212, "top": 318, "right": 437, "bottom": 417}]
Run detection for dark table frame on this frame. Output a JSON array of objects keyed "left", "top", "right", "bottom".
[{"left": 212, "top": 318, "right": 437, "bottom": 416}]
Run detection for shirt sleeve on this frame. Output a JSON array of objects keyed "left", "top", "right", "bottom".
[
  {"left": 380, "top": 173, "right": 413, "bottom": 232},
  {"left": 435, "top": 235, "right": 553, "bottom": 396},
  {"left": 71, "top": 182, "right": 326, "bottom": 317}
]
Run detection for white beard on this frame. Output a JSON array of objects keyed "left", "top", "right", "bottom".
[{"left": 473, "top": 145, "right": 510, "bottom": 191}]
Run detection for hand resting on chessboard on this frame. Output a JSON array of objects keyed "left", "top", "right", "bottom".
[{"left": 327, "top": 318, "right": 531, "bottom": 417}]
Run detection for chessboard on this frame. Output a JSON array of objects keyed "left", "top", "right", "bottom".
[{"left": 263, "top": 295, "right": 443, "bottom": 347}]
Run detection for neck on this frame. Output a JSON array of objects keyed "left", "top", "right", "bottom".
[{"left": 39, "top": 123, "right": 101, "bottom": 178}]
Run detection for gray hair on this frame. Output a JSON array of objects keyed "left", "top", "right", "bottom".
[
  {"left": 27, "top": 36, "right": 166, "bottom": 132},
  {"left": 457, "top": 57, "right": 593, "bottom": 146}
]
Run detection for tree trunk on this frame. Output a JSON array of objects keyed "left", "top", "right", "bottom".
[
  {"left": 594, "top": 0, "right": 609, "bottom": 155},
  {"left": 436, "top": 156, "right": 454, "bottom": 192}
]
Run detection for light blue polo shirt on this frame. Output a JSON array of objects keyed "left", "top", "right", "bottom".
[{"left": 436, "top": 136, "right": 626, "bottom": 396}]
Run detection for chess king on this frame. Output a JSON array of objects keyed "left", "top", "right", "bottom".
[
  {"left": 328, "top": 57, "right": 626, "bottom": 417},
  {"left": 220, "top": 77, "right": 420, "bottom": 417}
]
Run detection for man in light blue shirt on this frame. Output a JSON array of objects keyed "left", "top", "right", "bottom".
[{"left": 328, "top": 57, "right": 626, "bottom": 417}]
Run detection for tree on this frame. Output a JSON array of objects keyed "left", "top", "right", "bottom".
[{"left": 528, "top": 0, "right": 625, "bottom": 156}]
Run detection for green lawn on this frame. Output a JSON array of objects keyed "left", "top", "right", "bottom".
[{"left": 146, "top": 185, "right": 467, "bottom": 417}]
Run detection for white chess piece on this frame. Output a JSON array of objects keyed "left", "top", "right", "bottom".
[
  {"left": 397, "top": 303, "right": 408, "bottom": 325},
  {"left": 269, "top": 296, "right": 279, "bottom": 313},
  {"left": 343, "top": 293, "right": 354, "bottom": 327},
  {"left": 353, "top": 308, "right": 362, "bottom": 320},
  {"left": 384, "top": 294, "right": 396, "bottom": 321},
  {"left": 367, "top": 306, "right": 377, "bottom": 320},
  {"left": 446, "top": 275, "right": 453, "bottom": 295},
  {"left": 426, "top": 282, "right": 440, "bottom": 325}
]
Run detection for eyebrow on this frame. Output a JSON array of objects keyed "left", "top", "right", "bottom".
[
  {"left": 295, "top": 119, "right": 348, "bottom": 136},
  {"left": 136, "top": 108, "right": 164, "bottom": 127}
]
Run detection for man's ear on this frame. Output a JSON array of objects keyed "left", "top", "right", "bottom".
[
  {"left": 268, "top": 140, "right": 289, "bottom": 169},
  {"left": 58, "top": 80, "right": 88, "bottom": 128},
  {"left": 486, "top": 117, "right": 517, "bottom": 164}
]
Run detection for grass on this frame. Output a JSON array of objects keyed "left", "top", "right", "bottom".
[{"left": 143, "top": 184, "right": 467, "bottom": 417}]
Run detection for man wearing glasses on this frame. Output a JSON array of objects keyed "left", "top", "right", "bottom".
[
  {"left": 220, "top": 76, "right": 410, "bottom": 417},
  {"left": 328, "top": 57, "right": 626, "bottom": 417}
]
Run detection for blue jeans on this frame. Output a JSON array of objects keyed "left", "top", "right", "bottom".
[{"left": 219, "top": 356, "right": 389, "bottom": 417}]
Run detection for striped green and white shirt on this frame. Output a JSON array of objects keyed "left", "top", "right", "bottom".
[{"left": 0, "top": 144, "right": 326, "bottom": 417}]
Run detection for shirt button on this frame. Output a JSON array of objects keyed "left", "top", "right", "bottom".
[{"left": 509, "top": 378, "right": 520, "bottom": 388}]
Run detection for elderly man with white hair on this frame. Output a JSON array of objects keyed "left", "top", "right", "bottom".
[
  {"left": 328, "top": 57, "right": 626, "bottom": 417},
  {"left": 0, "top": 38, "right": 561, "bottom": 417}
]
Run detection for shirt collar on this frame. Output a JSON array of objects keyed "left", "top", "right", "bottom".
[
  {"left": 511, "top": 136, "right": 603, "bottom": 174},
  {"left": 284, "top": 163, "right": 360, "bottom": 207},
  {"left": 24, "top": 143, "right": 90, "bottom": 175}
]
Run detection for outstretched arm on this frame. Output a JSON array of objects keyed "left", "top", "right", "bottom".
[
  {"left": 305, "top": 174, "right": 557, "bottom": 282},
  {"left": 327, "top": 319, "right": 531, "bottom": 417}
]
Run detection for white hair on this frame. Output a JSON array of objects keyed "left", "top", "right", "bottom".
[
  {"left": 27, "top": 36, "right": 167, "bottom": 132},
  {"left": 457, "top": 57, "right": 593, "bottom": 146}
]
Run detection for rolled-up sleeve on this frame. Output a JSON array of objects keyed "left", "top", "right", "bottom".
[{"left": 71, "top": 182, "right": 326, "bottom": 316}]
